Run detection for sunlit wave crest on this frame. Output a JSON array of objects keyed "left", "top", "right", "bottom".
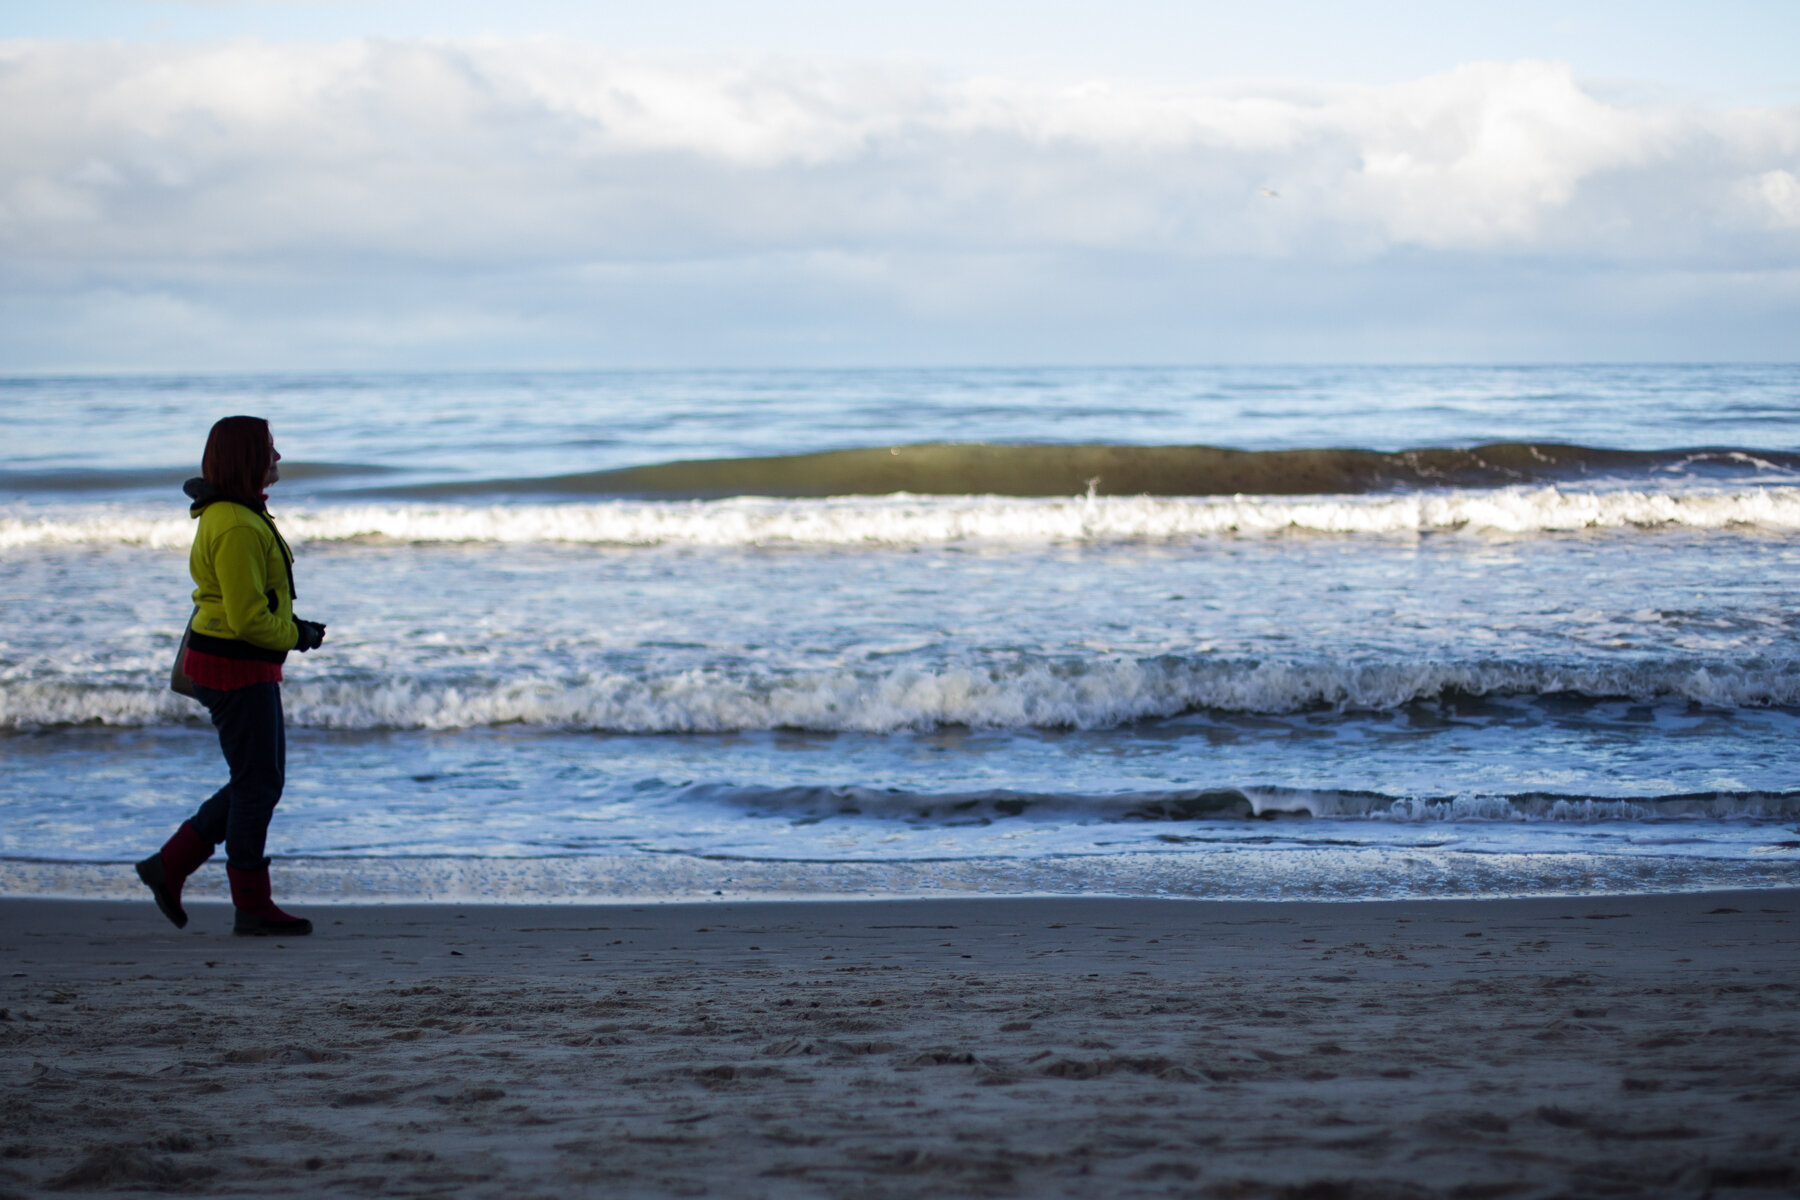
[{"left": 6, "top": 485, "right": 1800, "bottom": 550}]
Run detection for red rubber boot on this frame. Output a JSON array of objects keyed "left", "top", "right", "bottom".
[
  {"left": 227, "top": 862, "right": 313, "bottom": 936},
  {"left": 135, "top": 821, "right": 213, "bottom": 929}
]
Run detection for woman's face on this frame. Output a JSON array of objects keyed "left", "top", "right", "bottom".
[{"left": 266, "top": 436, "right": 282, "bottom": 486}]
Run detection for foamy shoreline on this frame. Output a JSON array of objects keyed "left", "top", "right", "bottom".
[
  {"left": 5, "top": 891, "right": 1797, "bottom": 1197},
  {"left": 9, "top": 850, "right": 1800, "bottom": 905}
]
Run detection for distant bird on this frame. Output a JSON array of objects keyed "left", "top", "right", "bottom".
[{"left": 1260, "top": 188, "right": 1280, "bottom": 199}]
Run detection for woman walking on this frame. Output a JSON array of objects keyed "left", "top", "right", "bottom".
[{"left": 137, "top": 416, "right": 327, "bottom": 936}]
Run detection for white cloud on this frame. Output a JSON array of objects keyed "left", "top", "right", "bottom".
[
  {"left": 0, "top": 38, "right": 1797, "bottom": 366},
  {"left": 1743, "top": 169, "right": 1800, "bottom": 229},
  {"left": 5, "top": 41, "right": 1792, "bottom": 256}
]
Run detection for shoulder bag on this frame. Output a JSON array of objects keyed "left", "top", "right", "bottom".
[{"left": 170, "top": 606, "right": 199, "bottom": 698}]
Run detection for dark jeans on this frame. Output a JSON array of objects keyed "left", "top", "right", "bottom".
[{"left": 189, "top": 682, "right": 286, "bottom": 871}]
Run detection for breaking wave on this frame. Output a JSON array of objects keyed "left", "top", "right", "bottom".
[
  {"left": 362, "top": 441, "right": 1800, "bottom": 499},
  {"left": 7, "top": 656, "right": 1799, "bottom": 732},
  {"left": 678, "top": 782, "right": 1800, "bottom": 824},
  {"left": 7, "top": 485, "right": 1800, "bottom": 550}
]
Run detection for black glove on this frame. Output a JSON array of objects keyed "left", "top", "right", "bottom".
[{"left": 293, "top": 619, "right": 327, "bottom": 652}]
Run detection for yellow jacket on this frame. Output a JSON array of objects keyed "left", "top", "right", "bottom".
[{"left": 184, "top": 478, "right": 299, "bottom": 660}]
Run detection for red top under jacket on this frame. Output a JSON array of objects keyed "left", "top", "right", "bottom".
[{"left": 183, "top": 646, "right": 283, "bottom": 690}]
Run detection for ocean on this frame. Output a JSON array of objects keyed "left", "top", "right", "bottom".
[{"left": 4, "top": 364, "right": 1798, "bottom": 902}]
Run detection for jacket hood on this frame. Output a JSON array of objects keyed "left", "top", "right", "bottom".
[{"left": 185, "top": 476, "right": 265, "bottom": 517}]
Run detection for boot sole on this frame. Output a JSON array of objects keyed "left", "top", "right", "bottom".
[
  {"left": 233, "top": 917, "right": 314, "bottom": 937},
  {"left": 135, "top": 857, "right": 188, "bottom": 929}
]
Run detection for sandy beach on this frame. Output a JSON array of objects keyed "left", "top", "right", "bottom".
[{"left": 3, "top": 890, "right": 1798, "bottom": 1198}]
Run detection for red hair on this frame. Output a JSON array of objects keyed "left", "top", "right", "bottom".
[{"left": 201, "top": 415, "right": 274, "bottom": 505}]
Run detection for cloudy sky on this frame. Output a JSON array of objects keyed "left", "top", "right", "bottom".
[{"left": 3, "top": 1, "right": 1798, "bottom": 369}]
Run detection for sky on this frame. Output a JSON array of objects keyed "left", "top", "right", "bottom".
[{"left": 2, "top": 1, "right": 1798, "bottom": 369}]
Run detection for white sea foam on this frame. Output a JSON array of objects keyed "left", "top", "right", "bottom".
[
  {"left": 5, "top": 485, "right": 1800, "bottom": 551},
  {"left": 1278, "top": 792, "right": 1800, "bottom": 821},
  {"left": 7, "top": 657, "right": 1799, "bottom": 732}
]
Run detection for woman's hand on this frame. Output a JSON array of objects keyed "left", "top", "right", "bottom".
[{"left": 294, "top": 619, "right": 328, "bottom": 652}]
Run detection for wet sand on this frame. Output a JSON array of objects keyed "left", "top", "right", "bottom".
[{"left": 3, "top": 890, "right": 1798, "bottom": 1198}]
